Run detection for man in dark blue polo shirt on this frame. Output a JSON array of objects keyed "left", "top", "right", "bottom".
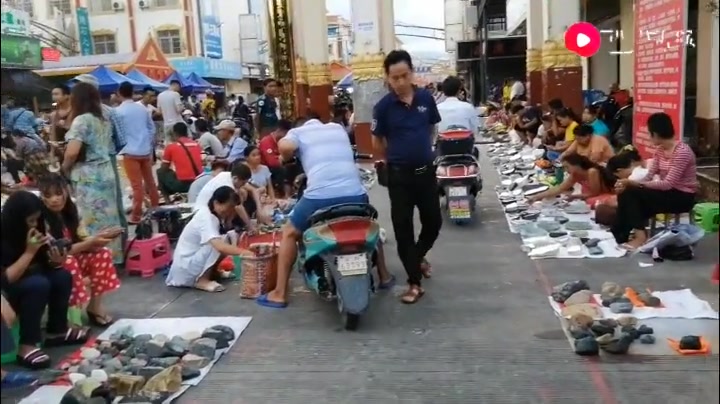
[
  {"left": 371, "top": 50, "right": 443, "bottom": 305},
  {"left": 254, "top": 78, "right": 280, "bottom": 137}
]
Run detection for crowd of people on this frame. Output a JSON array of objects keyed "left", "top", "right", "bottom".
[
  {"left": 0, "top": 49, "right": 701, "bottom": 386},
  {"left": 491, "top": 93, "right": 699, "bottom": 251}
]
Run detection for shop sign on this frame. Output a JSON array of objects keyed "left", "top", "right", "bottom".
[
  {"left": 41, "top": 47, "right": 62, "bottom": 62},
  {"left": 1, "top": 7, "right": 30, "bottom": 37},
  {"left": 632, "top": 0, "right": 689, "bottom": 157}
]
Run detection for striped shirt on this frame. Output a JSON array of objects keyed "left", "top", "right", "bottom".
[{"left": 643, "top": 142, "right": 697, "bottom": 193}]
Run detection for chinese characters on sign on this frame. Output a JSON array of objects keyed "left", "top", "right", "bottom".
[
  {"left": 632, "top": 0, "right": 688, "bottom": 158},
  {"left": 599, "top": 28, "right": 695, "bottom": 55}
]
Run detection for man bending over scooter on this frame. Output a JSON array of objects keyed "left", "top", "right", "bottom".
[{"left": 257, "top": 113, "right": 395, "bottom": 308}]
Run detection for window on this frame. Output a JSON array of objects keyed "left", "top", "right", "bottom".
[
  {"left": 8, "top": 0, "right": 35, "bottom": 16},
  {"left": 47, "top": 0, "right": 72, "bottom": 18},
  {"left": 89, "top": 0, "right": 114, "bottom": 13},
  {"left": 157, "top": 29, "right": 182, "bottom": 54},
  {"left": 328, "top": 44, "right": 333, "bottom": 56},
  {"left": 93, "top": 34, "right": 117, "bottom": 55},
  {"left": 154, "top": 0, "right": 179, "bottom": 7}
]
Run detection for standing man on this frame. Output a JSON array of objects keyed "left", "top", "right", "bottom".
[
  {"left": 157, "top": 80, "right": 185, "bottom": 146},
  {"left": 201, "top": 90, "right": 216, "bottom": 122},
  {"left": 372, "top": 50, "right": 443, "bottom": 304},
  {"left": 116, "top": 81, "right": 160, "bottom": 224},
  {"left": 254, "top": 78, "right": 280, "bottom": 137}
]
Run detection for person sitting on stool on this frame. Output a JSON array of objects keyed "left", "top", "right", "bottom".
[
  {"left": 156, "top": 122, "right": 204, "bottom": 201},
  {"left": 372, "top": 50, "right": 443, "bottom": 305}
]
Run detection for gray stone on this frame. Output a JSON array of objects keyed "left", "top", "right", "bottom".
[
  {"left": 89, "top": 369, "right": 108, "bottom": 382},
  {"left": 600, "top": 333, "right": 634, "bottom": 354},
  {"left": 170, "top": 336, "right": 190, "bottom": 352},
  {"left": 551, "top": 280, "right": 590, "bottom": 303},
  {"left": 137, "top": 366, "right": 165, "bottom": 379},
  {"left": 574, "top": 336, "right": 599, "bottom": 356},
  {"left": 153, "top": 334, "right": 170, "bottom": 343},
  {"left": 150, "top": 357, "right": 180, "bottom": 368},
  {"left": 80, "top": 347, "right": 101, "bottom": 361},
  {"left": 609, "top": 301, "right": 634, "bottom": 314},
  {"left": 129, "top": 358, "right": 148, "bottom": 367},
  {"left": 189, "top": 338, "right": 217, "bottom": 359},
  {"left": 78, "top": 359, "right": 99, "bottom": 376},
  {"left": 68, "top": 365, "right": 80, "bottom": 373},
  {"left": 134, "top": 334, "right": 153, "bottom": 344},
  {"left": 181, "top": 366, "right": 201, "bottom": 381},
  {"left": 102, "top": 357, "right": 123, "bottom": 373},
  {"left": 639, "top": 334, "right": 656, "bottom": 344},
  {"left": 116, "top": 355, "right": 131, "bottom": 365},
  {"left": 163, "top": 339, "right": 187, "bottom": 357},
  {"left": 144, "top": 339, "right": 166, "bottom": 358},
  {"left": 181, "top": 353, "right": 211, "bottom": 369}
]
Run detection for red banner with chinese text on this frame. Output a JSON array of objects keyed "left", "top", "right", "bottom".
[{"left": 632, "top": 0, "right": 689, "bottom": 158}]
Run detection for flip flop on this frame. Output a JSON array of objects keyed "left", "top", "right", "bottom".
[
  {"left": 1, "top": 371, "right": 38, "bottom": 389},
  {"left": 378, "top": 275, "right": 396, "bottom": 290},
  {"left": 195, "top": 282, "right": 226, "bottom": 292},
  {"left": 621, "top": 243, "right": 638, "bottom": 252},
  {"left": 256, "top": 294, "right": 288, "bottom": 309}
]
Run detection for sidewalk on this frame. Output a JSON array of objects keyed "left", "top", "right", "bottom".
[{"left": 3, "top": 158, "right": 718, "bottom": 403}]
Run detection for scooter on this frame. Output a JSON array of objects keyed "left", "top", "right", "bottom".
[
  {"left": 435, "top": 126, "right": 482, "bottom": 224},
  {"left": 294, "top": 151, "right": 380, "bottom": 330}
]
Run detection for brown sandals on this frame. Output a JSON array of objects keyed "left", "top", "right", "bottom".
[
  {"left": 420, "top": 259, "right": 432, "bottom": 279},
  {"left": 401, "top": 286, "right": 425, "bottom": 304}
]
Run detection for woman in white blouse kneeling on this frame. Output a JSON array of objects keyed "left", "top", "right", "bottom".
[{"left": 166, "top": 186, "right": 251, "bottom": 292}]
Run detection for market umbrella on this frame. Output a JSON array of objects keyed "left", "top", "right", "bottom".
[
  {"left": 68, "top": 65, "right": 146, "bottom": 94},
  {"left": 336, "top": 73, "right": 353, "bottom": 89},
  {"left": 125, "top": 68, "right": 169, "bottom": 92},
  {"left": 163, "top": 71, "right": 202, "bottom": 93}
]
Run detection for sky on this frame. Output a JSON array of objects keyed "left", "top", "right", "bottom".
[{"left": 325, "top": 0, "right": 448, "bottom": 57}]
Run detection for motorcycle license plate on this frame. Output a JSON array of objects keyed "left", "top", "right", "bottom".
[
  {"left": 337, "top": 253, "right": 368, "bottom": 276},
  {"left": 448, "top": 186, "right": 467, "bottom": 197},
  {"left": 449, "top": 200, "right": 471, "bottom": 219}
]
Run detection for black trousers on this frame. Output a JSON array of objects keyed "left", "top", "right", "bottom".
[
  {"left": 611, "top": 186, "right": 696, "bottom": 243},
  {"left": 387, "top": 164, "right": 443, "bottom": 286},
  {"left": 5, "top": 270, "right": 73, "bottom": 346}
]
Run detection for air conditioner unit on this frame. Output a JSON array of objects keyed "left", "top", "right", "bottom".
[
  {"left": 137, "top": 0, "right": 150, "bottom": 9},
  {"left": 112, "top": 1, "right": 126, "bottom": 11}
]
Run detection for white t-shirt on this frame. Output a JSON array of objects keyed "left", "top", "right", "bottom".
[
  {"left": 510, "top": 81, "right": 525, "bottom": 99},
  {"left": 197, "top": 131, "right": 225, "bottom": 156},
  {"left": 193, "top": 171, "right": 233, "bottom": 212},
  {"left": 157, "top": 90, "right": 184, "bottom": 127},
  {"left": 165, "top": 206, "right": 222, "bottom": 287}
]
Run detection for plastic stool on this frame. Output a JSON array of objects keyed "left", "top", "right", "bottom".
[
  {"left": 0, "top": 323, "right": 20, "bottom": 365},
  {"left": 649, "top": 212, "right": 692, "bottom": 235},
  {"left": 125, "top": 233, "right": 172, "bottom": 277},
  {"left": 693, "top": 202, "right": 719, "bottom": 233}
]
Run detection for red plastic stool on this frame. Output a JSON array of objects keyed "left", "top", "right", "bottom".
[
  {"left": 712, "top": 264, "right": 719, "bottom": 285},
  {"left": 125, "top": 233, "right": 172, "bottom": 277}
]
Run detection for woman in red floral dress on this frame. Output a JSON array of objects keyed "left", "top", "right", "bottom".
[{"left": 37, "top": 174, "right": 122, "bottom": 326}]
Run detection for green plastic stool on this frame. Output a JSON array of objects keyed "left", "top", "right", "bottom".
[
  {"left": 693, "top": 202, "right": 720, "bottom": 232},
  {"left": 0, "top": 323, "right": 20, "bottom": 365},
  {"left": 232, "top": 256, "right": 243, "bottom": 279}
]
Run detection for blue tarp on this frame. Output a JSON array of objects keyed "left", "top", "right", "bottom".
[
  {"left": 163, "top": 71, "right": 206, "bottom": 93},
  {"left": 186, "top": 73, "right": 224, "bottom": 92},
  {"left": 69, "top": 66, "right": 146, "bottom": 94},
  {"left": 125, "top": 68, "right": 169, "bottom": 92},
  {"left": 337, "top": 73, "right": 353, "bottom": 88}
]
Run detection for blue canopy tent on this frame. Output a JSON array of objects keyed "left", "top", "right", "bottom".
[
  {"left": 186, "top": 73, "right": 224, "bottom": 92},
  {"left": 68, "top": 66, "right": 146, "bottom": 94},
  {"left": 337, "top": 73, "right": 353, "bottom": 89},
  {"left": 163, "top": 71, "right": 206, "bottom": 93},
  {"left": 125, "top": 68, "right": 169, "bottom": 92}
]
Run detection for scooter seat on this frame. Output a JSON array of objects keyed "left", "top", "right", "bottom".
[
  {"left": 436, "top": 154, "right": 477, "bottom": 166},
  {"left": 308, "top": 203, "right": 378, "bottom": 226}
]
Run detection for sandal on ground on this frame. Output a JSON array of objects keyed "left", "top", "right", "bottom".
[
  {"left": 16, "top": 348, "right": 51, "bottom": 370},
  {"left": 620, "top": 243, "right": 639, "bottom": 252},
  {"left": 194, "top": 281, "right": 226, "bottom": 292},
  {"left": 420, "top": 259, "right": 432, "bottom": 279},
  {"left": 43, "top": 327, "right": 90, "bottom": 347},
  {"left": 378, "top": 274, "right": 396, "bottom": 290},
  {"left": 256, "top": 294, "right": 288, "bottom": 309},
  {"left": 1, "top": 371, "right": 38, "bottom": 389},
  {"left": 401, "top": 286, "right": 425, "bottom": 304},
  {"left": 87, "top": 311, "right": 115, "bottom": 327}
]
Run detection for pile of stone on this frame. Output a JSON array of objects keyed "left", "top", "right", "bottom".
[
  {"left": 550, "top": 280, "right": 658, "bottom": 357},
  {"left": 59, "top": 324, "right": 235, "bottom": 404}
]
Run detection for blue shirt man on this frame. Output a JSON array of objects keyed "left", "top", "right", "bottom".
[
  {"left": 372, "top": 88, "right": 442, "bottom": 166},
  {"left": 115, "top": 99, "right": 155, "bottom": 157}
]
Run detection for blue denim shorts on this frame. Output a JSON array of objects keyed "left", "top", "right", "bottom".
[{"left": 289, "top": 194, "right": 369, "bottom": 232}]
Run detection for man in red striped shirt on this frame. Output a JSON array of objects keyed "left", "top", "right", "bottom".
[{"left": 612, "top": 112, "right": 697, "bottom": 249}]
